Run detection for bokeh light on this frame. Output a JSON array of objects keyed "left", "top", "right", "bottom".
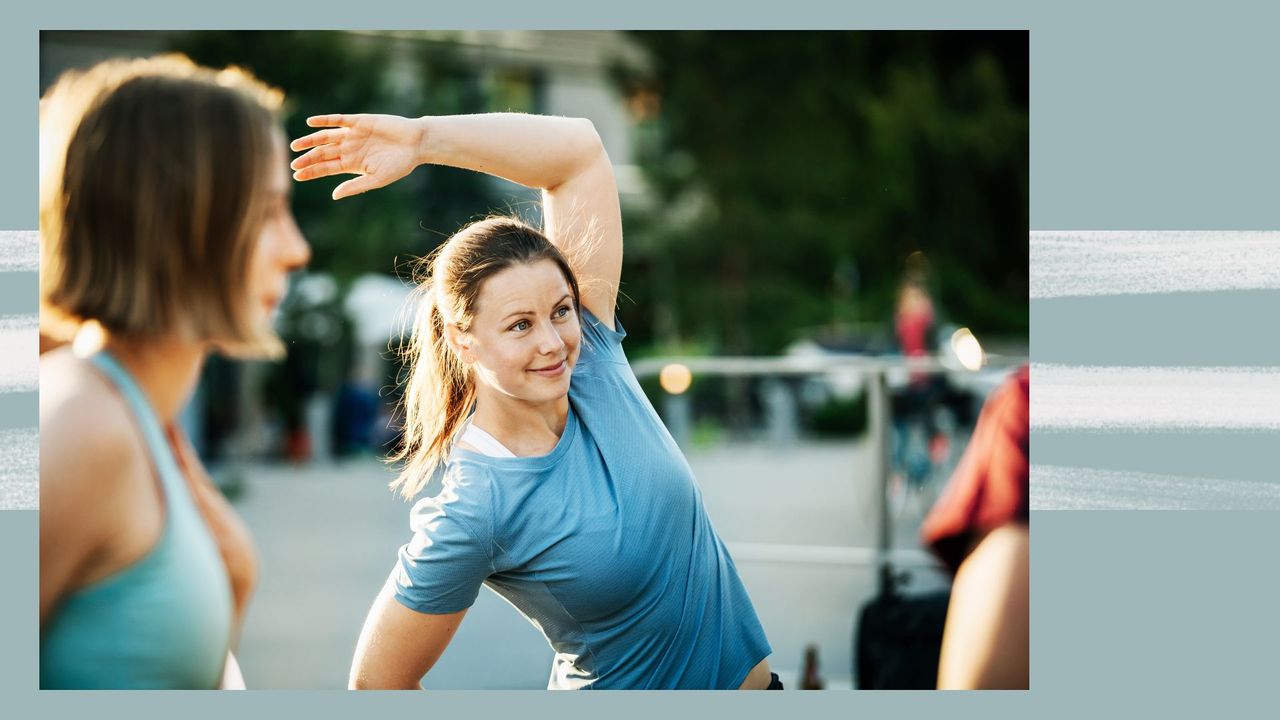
[
  {"left": 659, "top": 363, "right": 693, "bottom": 395},
  {"left": 951, "top": 327, "right": 985, "bottom": 371}
]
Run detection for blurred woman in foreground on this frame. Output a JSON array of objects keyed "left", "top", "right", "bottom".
[{"left": 39, "top": 55, "right": 310, "bottom": 688}]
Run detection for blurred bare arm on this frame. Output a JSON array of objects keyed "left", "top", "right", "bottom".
[
  {"left": 39, "top": 406, "right": 137, "bottom": 627},
  {"left": 936, "top": 523, "right": 1030, "bottom": 689}
]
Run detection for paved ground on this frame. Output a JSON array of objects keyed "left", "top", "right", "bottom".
[{"left": 232, "top": 436, "right": 952, "bottom": 689}]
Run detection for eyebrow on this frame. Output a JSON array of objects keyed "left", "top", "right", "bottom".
[{"left": 501, "top": 294, "right": 572, "bottom": 322}]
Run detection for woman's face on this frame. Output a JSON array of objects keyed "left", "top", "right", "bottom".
[
  {"left": 247, "top": 143, "right": 311, "bottom": 327},
  {"left": 459, "top": 259, "right": 581, "bottom": 406}
]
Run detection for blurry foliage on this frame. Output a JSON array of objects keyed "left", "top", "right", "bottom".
[
  {"left": 615, "top": 31, "right": 1028, "bottom": 355},
  {"left": 169, "top": 31, "right": 497, "bottom": 286},
  {"left": 168, "top": 30, "right": 1026, "bottom": 363}
]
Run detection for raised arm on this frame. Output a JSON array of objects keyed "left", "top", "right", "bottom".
[
  {"left": 291, "top": 113, "right": 623, "bottom": 326},
  {"left": 349, "top": 574, "right": 468, "bottom": 689}
]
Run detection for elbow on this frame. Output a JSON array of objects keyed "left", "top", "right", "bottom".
[
  {"left": 349, "top": 671, "right": 421, "bottom": 691},
  {"left": 547, "top": 118, "right": 610, "bottom": 192},
  {"left": 572, "top": 117, "right": 609, "bottom": 167},
  {"left": 349, "top": 661, "right": 424, "bottom": 690}
]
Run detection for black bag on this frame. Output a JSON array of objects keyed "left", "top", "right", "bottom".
[{"left": 855, "top": 567, "right": 951, "bottom": 689}]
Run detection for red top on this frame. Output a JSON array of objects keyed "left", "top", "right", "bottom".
[
  {"left": 895, "top": 295, "right": 935, "bottom": 386},
  {"left": 920, "top": 365, "right": 1029, "bottom": 574}
]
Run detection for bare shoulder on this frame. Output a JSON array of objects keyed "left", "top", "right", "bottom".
[
  {"left": 40, "top": 349, "right": 149, "bottom": 524},
  {"left": 39, "top": 349, "right": 162, "bottom": 615},
  {"left": 41, "top": 349, "right": 142, "bottom": 468}
]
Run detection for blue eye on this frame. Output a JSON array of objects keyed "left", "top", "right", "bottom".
[
  {"left": 511, "top": 320, "right": 530, "bottom": 332},
  {"left": 555, "top": 305, "right": 571, "bottom": 318}
]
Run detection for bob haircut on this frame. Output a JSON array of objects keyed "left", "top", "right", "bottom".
[{"left": 40, "top": 54, "right": 287, "bottom": 358}]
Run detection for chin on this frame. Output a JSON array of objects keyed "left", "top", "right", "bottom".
[{"left": 529, "top": 374, "right": 572, "bottom": 404}]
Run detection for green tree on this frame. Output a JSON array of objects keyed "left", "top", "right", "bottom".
[{"left": 617, "top": 31, "right": 1028, "bottom": 355}]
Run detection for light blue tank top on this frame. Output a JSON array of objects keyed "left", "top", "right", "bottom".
[{"left": 40, "top": 351, "right": 233, "bottom": 689}]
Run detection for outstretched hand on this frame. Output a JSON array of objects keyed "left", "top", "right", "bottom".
[{"left": 290, "top": 114, "right": 426, "bottom": 200}]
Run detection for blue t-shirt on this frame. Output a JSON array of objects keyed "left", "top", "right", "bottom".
[{"left": 392, "top": 309, "right": 772, "bottom": 689}]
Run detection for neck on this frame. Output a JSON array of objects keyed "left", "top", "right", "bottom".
[
  {"left": 470, "top": 386, "right": 569, "bottom": 457},
  {"left": 104, "top": 334, "right": 207, "bottom": 426}
]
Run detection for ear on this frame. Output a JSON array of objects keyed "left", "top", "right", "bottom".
[{"left": 443, "top": 322, "right": 475, "bottom": 364}]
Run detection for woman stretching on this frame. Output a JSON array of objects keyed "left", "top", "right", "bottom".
[{"left": 291, "top": 112, "right": 776, "bottom": 689}]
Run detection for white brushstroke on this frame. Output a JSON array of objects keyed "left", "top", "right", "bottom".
[
  {"left": 0, "top": 427, "right": 38, "bottom": 510},
  {"left": 1030, "top": 231, "right": 1280, "bottom": 299},
  {"left": 1032, "top": 363, "right": 1280, "bottom": 431},
  {"left": 1031, "top": 464, "right": 1280, "bottom": 510},
  {"left": 0, "top": 231, "right": 38, "bottom": 271},
  {"left": 0, "top": 314, "right": 38, "bottom": 392}
]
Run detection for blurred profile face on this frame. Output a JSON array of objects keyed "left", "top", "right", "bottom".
[
  {"left": 457, "top": 260, "right": 581, "bottom": 406},
  {"left": 247, "top": 140, "right": 311, "bottom": 328}
]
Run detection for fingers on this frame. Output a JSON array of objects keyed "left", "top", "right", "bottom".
[
  {"left": 306, "top": 113, "right": 356, "bottom": 129},
  {"left": 290, "top": 128, "right": 345, "bottom": 153},
  {"left": 293, "top": 158, "right": 346, "bottom": 182},
  {"left": 332, "top": 175, "right": 384, "bottom": 201},
  {"left": 290, "top": 144, "right": 340, "bottom": 172}
]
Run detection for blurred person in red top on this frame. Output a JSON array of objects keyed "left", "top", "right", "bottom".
[
  {"left": 921, "top": 364, "right": 1030, "bottom": 689},
  {"left": 895, "top": 278, "right": 936, "bottom": 385},
  {"left": 892, "top": 272, "right": 952, "bottom": 495}
]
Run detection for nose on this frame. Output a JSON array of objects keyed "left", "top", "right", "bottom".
[
  {"left": 536, "top": 320, "right": 565, "bottom": 356},
  {"left": 279, "top": 212, "right": 311, "bottom": 271}
]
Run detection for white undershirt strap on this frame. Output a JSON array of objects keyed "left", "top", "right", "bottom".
[{"left": 458, "top": 420, "right": 517, "bottom": 458}]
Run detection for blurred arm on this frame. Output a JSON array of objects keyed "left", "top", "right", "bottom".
[
  {"left": 936, "top": 523, "right": 1030, "bottom": 689},
  {"left": 39, "top": 378, "right": 140, "bottom": 627}
]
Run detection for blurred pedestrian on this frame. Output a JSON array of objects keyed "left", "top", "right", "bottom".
[
  {"left": 890, "top": 272, "right": 954, "bottom": 513},
  {"left": 39, "top": 55, "right": 311, "bottom": 688},
  {"left": 292, "top": 112, "right": 776, "bottom": 689}
]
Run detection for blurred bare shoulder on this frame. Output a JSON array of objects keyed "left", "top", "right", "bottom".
[
  {"left": 39, "top": 348, "right": 154, "bottom": 549},
  {"left": 40, "top": 348, "right": 164, "bottom": 619},
  {"left": 40, "top": 348, "right": 143, "bottom": 476}
]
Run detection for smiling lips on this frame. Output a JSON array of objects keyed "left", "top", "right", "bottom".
[{"left": 530, "top": 359, "right": 567, "bottom": 376}]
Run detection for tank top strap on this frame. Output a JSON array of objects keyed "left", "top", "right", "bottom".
[{"left": 88, "top": 350, "right": 188, "bottom": 498}]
